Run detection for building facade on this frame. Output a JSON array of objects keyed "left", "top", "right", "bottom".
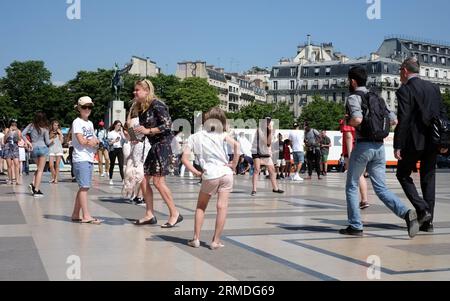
[
  {"left": 176, "top": 61, "right": 267, "bottom": 113},
  {"left": 268, "top": 35, "right": 450, "bottom": 118},
  {"left": 129, "top": 56, "right": 161, "bottom": 77},
  {"left": 378, "top": 35, "right": 450, "bottom": 92}
]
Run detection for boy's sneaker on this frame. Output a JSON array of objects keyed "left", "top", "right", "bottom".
[
  {"left": 109, "top": 179, "right": 114, "bottom": 185},
  {"left": 33, "top": 190, "right": 44, "bottom": 198},
  {"left": 251, "top": 191, "right": 256, "bottom": 196}
]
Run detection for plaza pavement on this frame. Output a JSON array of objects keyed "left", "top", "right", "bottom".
[{"left": 1, "top": 169, "right": 450, "bottom": 281}]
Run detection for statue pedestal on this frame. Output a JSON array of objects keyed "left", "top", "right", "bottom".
[{"left": 106, "top": 100, "right": 126, "bottom": 127}]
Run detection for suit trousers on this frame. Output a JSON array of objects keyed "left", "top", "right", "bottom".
[{"left": 396, "top": 146, "right": 437, "bottom": 220}]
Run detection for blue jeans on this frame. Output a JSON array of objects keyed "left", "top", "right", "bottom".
[{"left": 346, "top": 142, "right": 409, "bottom": 230}]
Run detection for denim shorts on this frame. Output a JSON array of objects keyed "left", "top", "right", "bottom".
[
  {"left": 293, "top": 151, "right": 304, "bottom": 164},
  {"left": 73, "top": 161, "right": 93, "bottom": 189},
  {"left": 32, "top": 146, "right": 49, "bottom": 158}
]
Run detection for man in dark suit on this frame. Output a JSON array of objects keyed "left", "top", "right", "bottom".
[{"left": 394, "top": 57, "right": 448, "bottom": 233}]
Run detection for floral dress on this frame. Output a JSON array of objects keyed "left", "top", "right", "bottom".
[{"left": 139, "top": 99, "right": 174, "bottom": 176}]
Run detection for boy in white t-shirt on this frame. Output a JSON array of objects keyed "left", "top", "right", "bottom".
[
  {"left": 71, "top": 96, "right": 101, "bottom": 225},
  {"left": 182, "top": 107, "right": 239, "bottom": 250}
]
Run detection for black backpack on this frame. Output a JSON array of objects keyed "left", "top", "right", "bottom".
[{"left": 353, "top": 91, "right": 390, "bottom": 141}]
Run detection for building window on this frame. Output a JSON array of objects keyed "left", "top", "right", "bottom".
[
  {"left": 387, "top": 91, "right": 391, "bottom": 100},
  {"left": 324, "top": 79, "right": 329, "bottom": 89},
  {"left": 437, "top": 47, "right": 440, "bottom": 53},
  {"left": 409, "top": 43, "right": 413, "bottom": 49},
  {"left": 229, "top": 86, "right": 232, "bottom": 91},
  {"left": 332, "top": 79, "right": 337, "bottom": 89},
  {"left": 273, "top": 81, "right": 278, "bottom": 90},
  {"left": 314, "top": 68, "right": 320, "bottom": 76},
  {"left": 425, "top": 69, "right": 430, "bottom": 77},
  {"left": 290, "top": 80, "right": 295, "bottom": 90},
  {"left": 303, "top": 68, "right": 309, "bottom": 76},
  {"left": 290, "top": 67, "right": 297, "bottom": 77},
  {"left": 428, "top": 46, "right": 431, "bottom": 52},
  {"left": 313, "top": 80, "right": 319, "bottom": 90},
  {"left": 273, "top": 68, "right": 279, "bottom": 77},
  {"left": 301, "top": 80, "right": 307, "bottom": 90},
  {"left": 432, "top": 56, "right": 437, "bottom": 63},
  {"left": 435, "top": 69, "right": 439, "bottom": 78},
  {"left": 384, "top": 63, "right": 388, "bottom": 73},
  {"left": 372, "top": 63, "right": 377, "bottom": 73},
  {"left": 444, "top": 71, "right": 448, "bottom": 79},
  {"left": 325, "top": 67, "right": 331, "bottom": 76},
  {"left": 441, "top": 57, "right": 446, "bottom": 65},
  {"left": 418, "top": 45, "right": 422, "bottom": 51},
  {"left": 423, "top": 54, "right": 428, "bottom": 63}
]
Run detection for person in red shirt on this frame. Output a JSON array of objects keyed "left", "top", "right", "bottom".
[{"left": 340, "top": 119, "right": 370, "bottom": 209}]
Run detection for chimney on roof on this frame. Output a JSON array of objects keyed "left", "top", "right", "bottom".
[{"left": 370, "top": 53, "right": 380, "bottom": 61}]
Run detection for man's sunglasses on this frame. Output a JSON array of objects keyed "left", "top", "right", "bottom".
[{"left": 80, "top": 105, "right": 93, "bottom": 110}]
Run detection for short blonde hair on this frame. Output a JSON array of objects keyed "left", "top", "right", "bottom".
[{"left": 135, "top": 79, "right": 157, "bottom": 113}]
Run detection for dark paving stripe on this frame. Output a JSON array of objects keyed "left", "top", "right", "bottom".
[
  {"left": 152, "top": 231, "right": 333, "bottom": 281},
  {"left": 0, "top": 237, "right": 49, "bottom": 281},
  {"left": 0, "top": 201, "right": 27, "bottom": 225}
]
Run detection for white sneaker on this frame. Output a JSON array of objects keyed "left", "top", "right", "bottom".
[
  {"left": 109, "top": 179, "right": 114, "bottom": 185},
  {"left": 293, "top": 174, "right": 304, "bottom": 182}
]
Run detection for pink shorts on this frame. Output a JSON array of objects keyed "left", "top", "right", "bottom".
[{"left": 200, "top": 174, "right": 234, "bottom": 196}]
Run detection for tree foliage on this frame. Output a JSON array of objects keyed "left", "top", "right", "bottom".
[
  {"left": 298, "top": 95, "right": 345, "bottom": 131},
  {"left": 227, "top": 102, "right": 295, "bottom": 129}
]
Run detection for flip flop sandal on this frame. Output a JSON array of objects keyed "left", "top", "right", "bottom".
[{"left": 80, "top": 219, "right": 102, "bottom": 225}]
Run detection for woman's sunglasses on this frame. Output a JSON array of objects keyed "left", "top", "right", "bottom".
[{"left": 80, "top": 105, "right": 93, "bottom": 110}]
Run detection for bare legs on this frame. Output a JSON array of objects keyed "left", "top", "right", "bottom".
[
  {"left": 191, "top": 191, "right": 229, "bottom": 247},
  {"left": 49, "top": 155, "right": 61, "bottom": 183}
]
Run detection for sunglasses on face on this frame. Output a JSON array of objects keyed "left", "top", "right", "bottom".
[{"left": 81, "top": 105, "right": 93, "bottom": 110}]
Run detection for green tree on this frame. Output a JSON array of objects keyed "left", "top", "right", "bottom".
[
  {"left": 148, "top": 74, "right": 181, "bottom": 102},
  {"left": 0, "top": 61, "right": 53, "bottom": 124},
  {"left": 64, "top": 69, "right": 140, "bottom": 127},
  {"left": 227, "top": 103, "right": 295, "bottom": 129},
  {"left": 169, "top": 77, "right": 220, "bottom": 122},
  {"left": 298, "top": 95, "right": 345, "bottom": 130},
  {"left": 0, "top": 94, "right": 19, "bottom": 128},
  {"left": 443, "top": 89, "right": 450, "bottom": 119}
]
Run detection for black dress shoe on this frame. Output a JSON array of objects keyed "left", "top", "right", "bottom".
[
  {"left": 405, "top": 209, "right": 419, "bottom": 238},
  {"left": 419, "top": 222, "right": 434, "bottom": 233},
  {"left": 161, "top": 214, "right": 184, "bottom": 228},
  {"left": 339, "top": 226, "right": 363, "bottom": 236},
  {"left": 273, "top": 189, "right": 284, "bottom": 194},
  {"left": 418, "top": 211, "right": 432, "bottom": 226},
  {"left": 134, "top": 216, "right": 157, "bottom": 226}
]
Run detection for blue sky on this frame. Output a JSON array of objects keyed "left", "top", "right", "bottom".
[{"left": 1, "top": 0, "right": 449, "bottom": 83}]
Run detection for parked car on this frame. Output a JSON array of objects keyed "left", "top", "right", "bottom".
[{"left": 437, "top": 155, "right": 450, "bottom": 168}]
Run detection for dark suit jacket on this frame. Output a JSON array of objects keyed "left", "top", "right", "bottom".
[{"left": 394, "top": 77, "right": 447, "bottom": 151}]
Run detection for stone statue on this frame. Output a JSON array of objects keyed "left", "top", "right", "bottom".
[{"left": 112, "top": 62, "right": 133, "bottom": 100}]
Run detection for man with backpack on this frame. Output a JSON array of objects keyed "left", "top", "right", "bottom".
[
  {"left": 340, "top": 66, "right": 419, "bottom": 238},
  {"left": 395, "top": 57, "right": 448, "bottom": 233}
]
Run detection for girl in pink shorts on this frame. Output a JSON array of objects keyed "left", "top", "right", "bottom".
[{"left": 182, "top": 107, "right": 239, "bottom": 250}]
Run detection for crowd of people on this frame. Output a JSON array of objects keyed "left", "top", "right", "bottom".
[{"left": 1, "top": 57, "right": 449, "bottom": 246}]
